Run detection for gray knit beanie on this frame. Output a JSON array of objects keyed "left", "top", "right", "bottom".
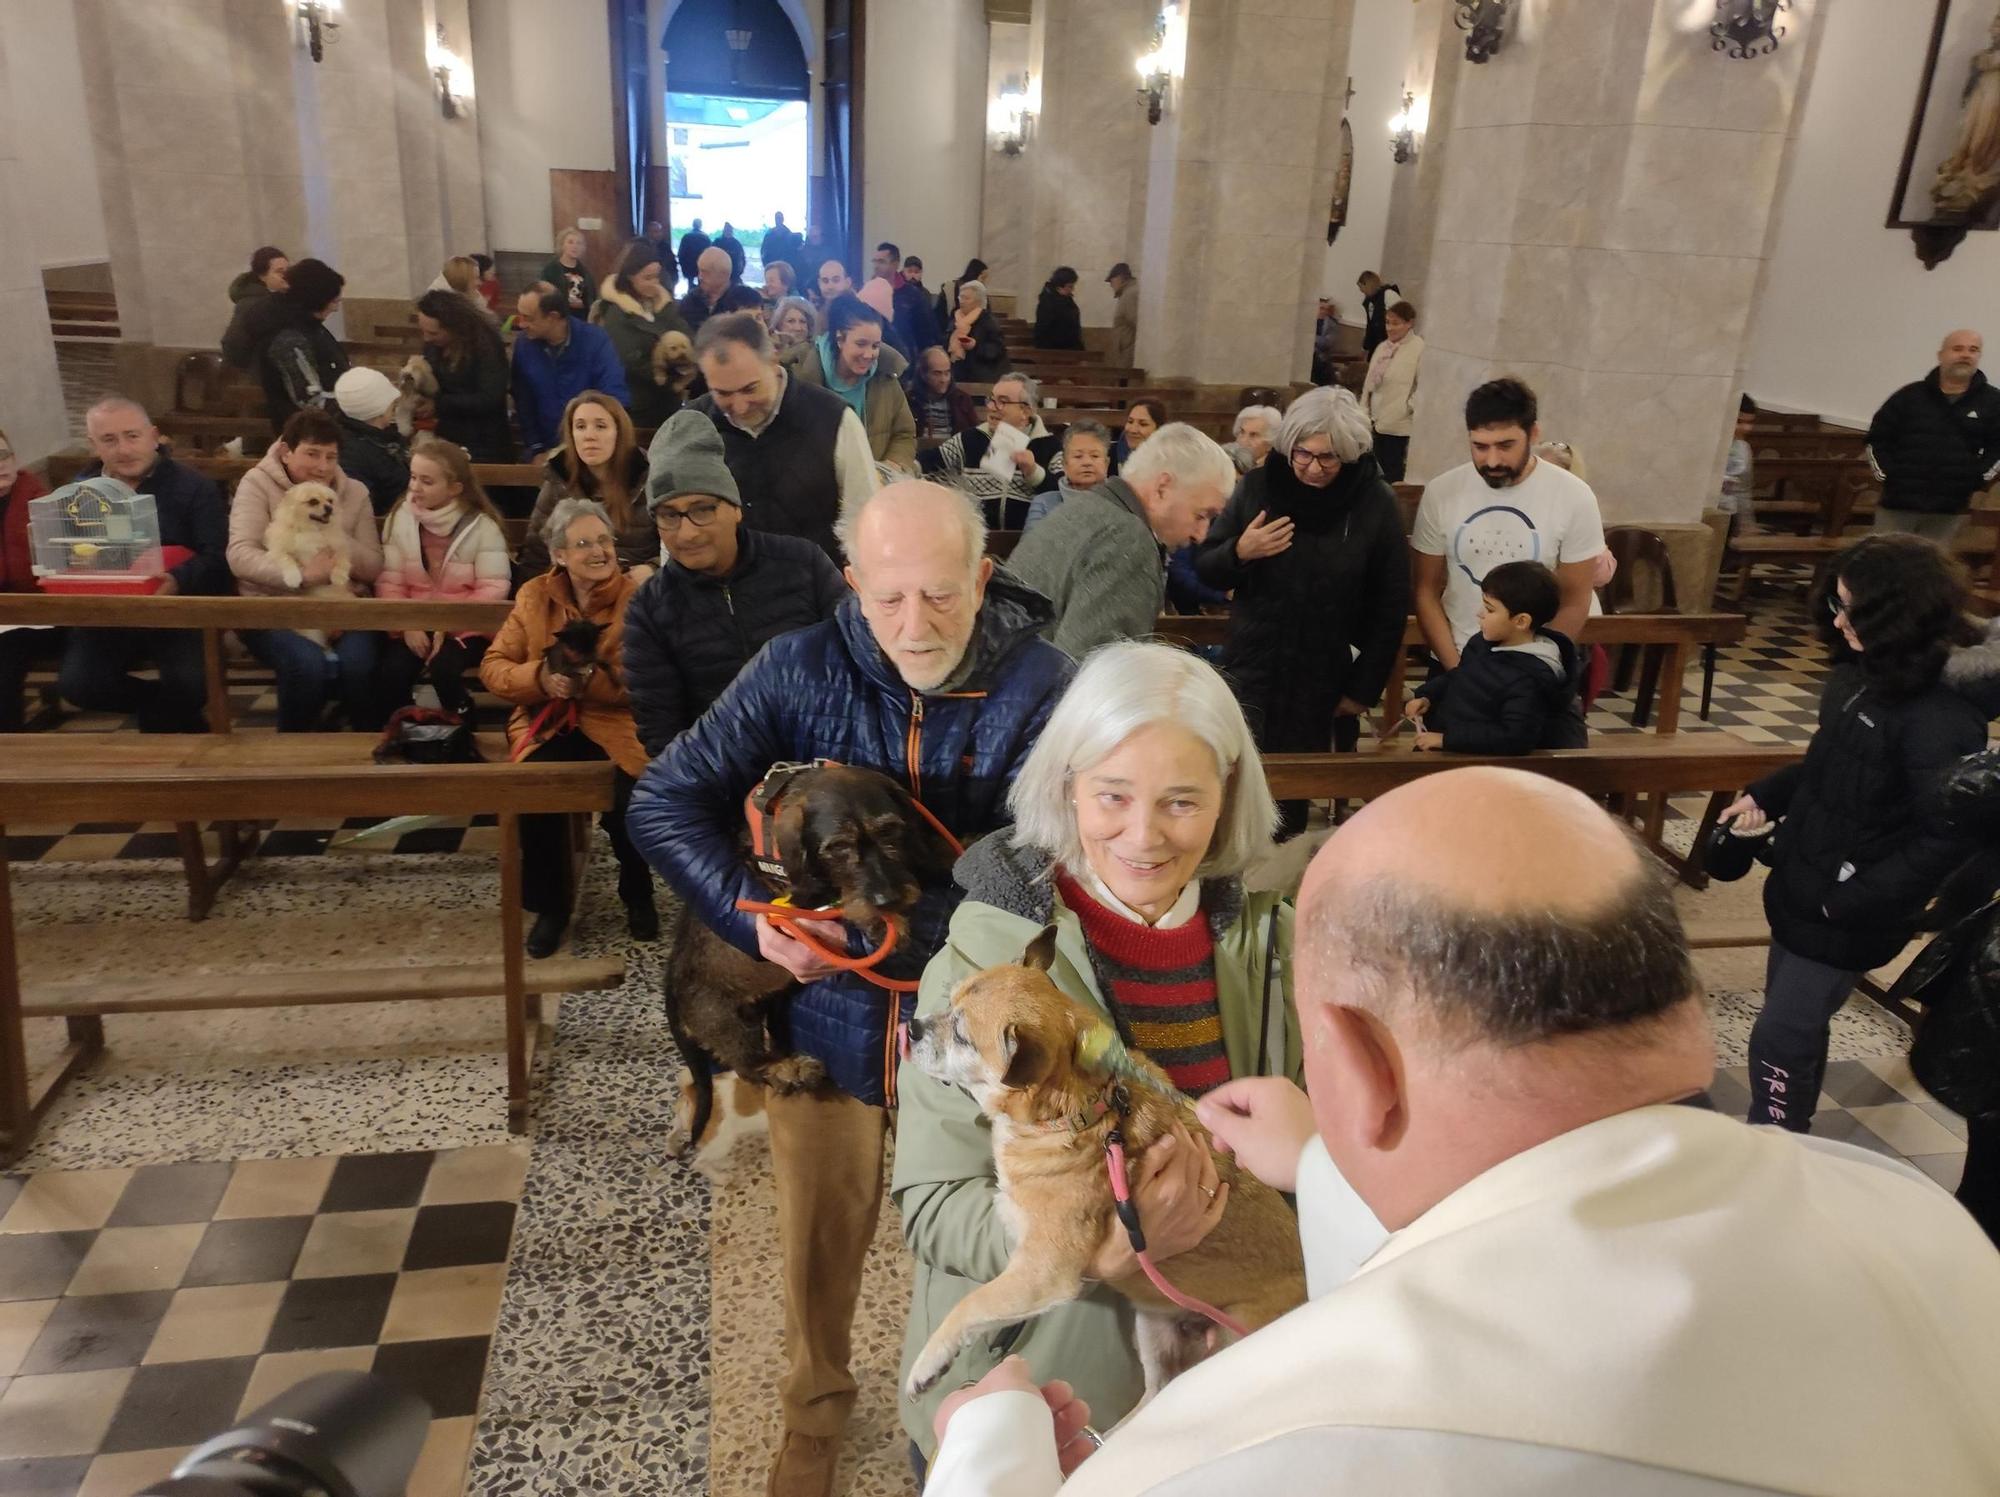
[{"left": 646, "top": 409, "right": 741, "bottom": 511}]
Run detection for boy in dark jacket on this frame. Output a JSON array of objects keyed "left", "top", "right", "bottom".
[{"left": 1410, "top": 560, "right": 1584, "bottom": 755}]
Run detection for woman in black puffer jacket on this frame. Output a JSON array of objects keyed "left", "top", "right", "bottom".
[
  {"left": 621, "top": 412, "right": 846, "bottom": 758},
  {"left": 1720, "top": 535, "right": 1990, "bottom": 1132}
]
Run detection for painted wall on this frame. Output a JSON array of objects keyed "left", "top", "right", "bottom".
[
  {"left": 5, "top": 0, "right": 108, "bottom": 268},
  {"left": 1747, "top": 0, "right": 2000, "bottom": 429},
  {"left": 470, "top": 0, "right": 617, "bottom": 253},
  {"left": 1320, "top": 0, "right": 1415, "bottom": 314},
  {"left": 862, "top": 0, "right": 989, "bottom": 286}
]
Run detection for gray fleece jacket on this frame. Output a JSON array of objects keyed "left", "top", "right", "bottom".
[{"left": 1002, "top": 476, "right": 1164, "bottom": 660}]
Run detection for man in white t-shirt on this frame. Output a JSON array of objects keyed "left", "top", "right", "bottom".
[{"left": 1411, "top": 377, "right": 1605, "bottom": 668}]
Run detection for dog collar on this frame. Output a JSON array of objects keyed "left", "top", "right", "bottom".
[
  {"left": 1037, "top": 1082, "right": 1129, "bottom": 1136},
  {"left": 743, "top": 757, "right": 841, "bottom": 884}
]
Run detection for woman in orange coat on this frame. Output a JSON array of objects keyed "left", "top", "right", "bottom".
[{"left": 479, "top": 496, "right": 656, "bottom": 956}]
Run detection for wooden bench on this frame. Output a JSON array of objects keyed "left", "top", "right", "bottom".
[
  {"left": 1263, "top": 736, "right": 1800, "bottom": 886},
  {"left": 1727, "top": 517, "right": 1998, "bottom": 600},
  {"left": 0, "top": 734, "right": 623, "bottom": 1157}
]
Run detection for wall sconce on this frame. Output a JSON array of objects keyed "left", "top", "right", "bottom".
[
  {"left": 1134, "top": 3, "right": 1187, "bottom": 127},
  {"left": 429, "top": 25, "right": 472, "bottom": 119},
  {"left": 988, "top": 74, "right": 1035, "bottom": 157},
  {"left": 292, "top": 0, "right": 341, "bottom": 63},
  {"left": 1711, "top": 0, "right": 1790, "bottom": 60},
  {"left": 1388, "top": 90, "right": 1424, "bottom": 164},
  {"left": 1455, "top": 0, "right": 1511, "bottom": 64}
]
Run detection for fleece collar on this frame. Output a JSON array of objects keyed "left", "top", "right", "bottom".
[{"left": 595, "top": 276, "right": 669, "bottom": 319}]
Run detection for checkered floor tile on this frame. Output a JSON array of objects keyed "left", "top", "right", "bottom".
[{"left": 0, "top": 1145, "right": 527, "bottom": 1497}]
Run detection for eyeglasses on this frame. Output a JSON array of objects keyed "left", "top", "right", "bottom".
[
  {"left": 1290, "top": 447, "right": 1340, "bottom": 471},
  {"left": 657, "top": 501, "right": 723, "bottom": 531},
  {"left": 562, "top": 535, "right": 616, "bottom": 553},
  {"left": 985, "top": 396, "right": 1029, "bottom": 410},
  {"left": 1827, "top": 593, "right": 1850, "bottom": 620}
]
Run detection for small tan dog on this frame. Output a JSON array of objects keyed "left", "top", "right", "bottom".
[
  {"left": 397, "top": 355, "right": 437, "bottom": 438},
  {"left": 652, "top": 330, "right": 697, "bottom": 397},
  {"left": 902, "top": 930, "right": 1307, "bottom": 1401},
  {"left": 264, "top": 481, "right": 353, "bottom": 646}
]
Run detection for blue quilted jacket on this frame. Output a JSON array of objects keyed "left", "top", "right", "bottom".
[{"left": 626, "top": 568, "right": 1073, "bottom": 1106}]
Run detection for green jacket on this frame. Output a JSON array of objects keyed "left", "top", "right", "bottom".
[
  {"left": 891, "top": 835, "right": 1301, "bottom": 1454},
  {"left": 589, "top": 278, "right": 694, "bottom": 431},
  {"left": 1005, "top": 478, "right": 1167, "bottom": 660},
  {"left": 782, "top": 337, "right": 917, "bottom": 473}
]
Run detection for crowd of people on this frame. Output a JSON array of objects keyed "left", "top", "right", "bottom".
[{"left": 4, "top": 213, "right": 2000, "bottom": 1496}]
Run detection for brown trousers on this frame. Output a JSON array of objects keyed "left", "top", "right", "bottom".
[{"left": 767, "top": 1086, "right": 890, "bottom": 1437}]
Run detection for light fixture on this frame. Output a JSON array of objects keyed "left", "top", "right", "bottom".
[
  {"left": 292, "top": 0, "right": 341, "bottom": 63},
  {"left": 1388, "top": 89, "right": 1424, "bottom": 164},
  {"left": 1455, "top": 0, "right": 1511, "bottom": 64},
  {"left": 989, "top": 72, "right": 1034, "bottom": 156},
  {"left": 1711, "top": 0, "right": 1790, "bottom": 60},
  {"left": 428, "top": 24, "right": 471, "bottom": 119},
  {"left": 1134, "top": 3, "right": 1187, "bottom": 127},
  {"left": 725, "top": 28, "right": 753, "bottom": 51}
]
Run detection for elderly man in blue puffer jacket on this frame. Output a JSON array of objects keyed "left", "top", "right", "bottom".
[{"left": 627, "top": 478, "right": 1071, "bottom": 1497}]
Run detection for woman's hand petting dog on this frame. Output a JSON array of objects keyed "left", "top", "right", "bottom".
[
  {"left": 537, "top": 664, "right": 579, "bottom": 701},
  {"left": 1087, "top": 1122, "right": 1226, "bottom": 1282},
  {"left": 754, "top": 913, "right": 842, "bottom": 982},
  {"left": 934, "top": 1357, "right": 1097, "bottom": 1477},
  {"left": 1196, "top": 1078, "right": 1319, "bottom": 1193}
]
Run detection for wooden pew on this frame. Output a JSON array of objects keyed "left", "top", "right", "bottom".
[
  {"left": 1726, "top": 519, "right": 1998, "bottom": 600},
  {"left": 1750, "top": 456, "right": 1879, "bottom": 535},
  {"left": 0, "top": 733, "right": 624, "bottom": 1156}
]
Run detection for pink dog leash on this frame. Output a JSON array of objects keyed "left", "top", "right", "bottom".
[{"left": 1102, "top": 1127, "right": 1249, "bottom": 1339}]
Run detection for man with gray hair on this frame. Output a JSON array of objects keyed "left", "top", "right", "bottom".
[
  {"left": 925, "top": 767, "right": 2000, "bottom": 1495},
  {"left": 1865, "top": 327, "right": 2000, "bottom": 542},
  {"left": 629, "top": 480, "right": 1072, "bottom": 1497},
  {"left": 56, "top": 397, "right": 230, "bottom": 732},
  {"left": 688, "top": 311, "right": 878, "bottom": 559},
  {"left": 1006, "top": 422, "right": 1236, "bottom": 659},
  {"left": 921, "top": 371, "right": 1065, "bottom": 528}
]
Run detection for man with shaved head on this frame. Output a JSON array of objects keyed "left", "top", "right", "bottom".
[
  {"left": 1866, "top": 327, "right": 2000, "bottom": 542},
  {"left": 55, "top": 397, "right": 231, "bottom": 731},
  {"left": 925, "top": 768, "right": 2000, "bottom": 1495},
  {"left": 630, "top": 481, "right": 1072, "bottom": 1497}
]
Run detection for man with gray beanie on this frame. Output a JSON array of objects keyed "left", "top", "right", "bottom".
[
  {"left": 332, "top": 366, "right": 410, "bottom": 515},
  {"left": 622, "top": 410, "right": 846, "bottom": 758}
]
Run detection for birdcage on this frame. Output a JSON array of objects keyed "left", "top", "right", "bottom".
[{"left": 29, "top": 477, "right": 189, "bottom": 594}]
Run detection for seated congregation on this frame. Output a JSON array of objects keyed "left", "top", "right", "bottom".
[{"left": 7, "top": 212, "right": 2000, "bottom": 1497}]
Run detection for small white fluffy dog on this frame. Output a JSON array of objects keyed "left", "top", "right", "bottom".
[{"left": 264, "top": 481, "right": 353, "bottom": 647}]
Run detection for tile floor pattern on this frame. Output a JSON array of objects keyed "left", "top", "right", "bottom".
[{"left": 0, "top": 1146, "right": 528, "bottom": 1497}]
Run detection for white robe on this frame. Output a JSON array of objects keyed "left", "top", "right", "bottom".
[{"left": 926, "top": 1105, "right": 2000, "bottom": 1497}]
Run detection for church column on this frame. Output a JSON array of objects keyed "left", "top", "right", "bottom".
[
  {"left": 1133, "top": 0, "right": 1356, "bottom": 385},
  {"left": 1377, "top": 0, "right": 1466, "bottom": 308},
  {"left": 1405, "top": 0, "right": 1828, "bottom": 523},
  {"left": 0, "top": 8, "right": 67, "bottom": 460}
]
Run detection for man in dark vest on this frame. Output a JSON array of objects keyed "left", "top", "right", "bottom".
[{"left": 689, "top": 313, "right": 878, "bottom": 558}]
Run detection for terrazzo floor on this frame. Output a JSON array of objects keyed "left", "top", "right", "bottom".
[{"left": 0, "top": 588, "right": 1983, "bottom": 1496}]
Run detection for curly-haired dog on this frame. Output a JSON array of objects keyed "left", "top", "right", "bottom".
[
  {"left": 652, "top": 330, "right": 698, "bottom": 398},
  {"left": 903, "top": 929, "right": 1307, "bottom": 1400},
  {"left": 665, "top": 763, "right": 960, "bottom": 1158},
  {"left": 263, "top": 480, "right": 353, "bottom": 646}
]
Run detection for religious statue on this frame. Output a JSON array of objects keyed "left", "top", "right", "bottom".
[{"left": 1929, "top": 7, "right": 2000, "bottom": 226}]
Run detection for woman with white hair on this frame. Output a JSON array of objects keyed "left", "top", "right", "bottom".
[
  {"left": 479, "top": 497, "right": 655, "bottom": 957},
  {"left": 946, "top": 279, "right": 1008, "bottom": 383},
  {"left": 1195, "top": 385, "right": 1410, "bottom": 837},
  {"left": 1227, "top": 404, "right": 1283, "bottom": 474},
  {"left": 893, "top": 640, "right": 1301, "bottom": 1472}
]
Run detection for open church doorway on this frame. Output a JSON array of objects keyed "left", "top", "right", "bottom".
[{"left": 664, "top": 0, "right": 811, "bottom": 281}]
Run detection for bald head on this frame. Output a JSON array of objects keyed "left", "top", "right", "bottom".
[
  {"left": 1939, "top": 329, "right": 1983, "bottom": 385},
  {"left": 840, "top": 481, "right": 993, "bottom": 691},
  {"left": 697, "top": 246, "right": 733, "bottom": 300},
  {"left": 85, "top": 396, "right": 160, "bottom": 483},
  {"left": 1299, "top": 768, "right": 1695, "bottom": 1050}
]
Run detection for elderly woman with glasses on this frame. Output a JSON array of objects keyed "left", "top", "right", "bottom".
[
  {"left": 621, "top": 412, "right": 846, "bottom": 760},
  {"left": 1195, "top": 386, "right": 1411, "bottom": 838},
  {"left": 480, "top": 496, "right": 657, "bottom": 958},
  {"left": 919, "top": 370, "right": 1064, "bottom": 529},
  {"left": 893, "top": 641, "right": 1300, "bottom": 1470}
]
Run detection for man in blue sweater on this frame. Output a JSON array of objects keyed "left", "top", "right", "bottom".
[{"left": 509, "top": 282, "right": 630, "bottom": 457}]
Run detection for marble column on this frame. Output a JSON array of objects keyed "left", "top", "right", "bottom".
[
  {"left": 978, "top": 20, "right": 1033, "bottom": 299},
  {"left": 1405, "top": 0, "right": 1828, "bottom": 524},
  {"left": 0, "top": 9, "right": 67, "bottom": 460},
  {"left": 1134, "top": 0, "right": 1355, "bottom": 385},
  {"left": 74, "top": 0, "right": 309, "bottom": 350},
  {"left": 1377, "top": 0, "right": 1465, "bottom": 308}
]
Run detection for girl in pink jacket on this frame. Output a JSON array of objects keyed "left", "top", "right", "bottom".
[{"left": 374, "top": 437, "right": 513, "bottom": 716}]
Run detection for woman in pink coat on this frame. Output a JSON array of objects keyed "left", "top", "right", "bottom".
[{"left": 373, "top": 436, "right": 513, "bottom": 717}]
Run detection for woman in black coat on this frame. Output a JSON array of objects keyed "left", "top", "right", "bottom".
[
  {"left": 1194, "top": 387, "right": 1411, "bottom": 837},
  {"left": 415, "top": 289, "right": 513, "bottom": 463},
  {"left": 1033, "top": 267, "right": 1084, "bottom": 351},
  {"left": 1721, "top": 535, "right": 1990, "bottom": 1133},
  {"left": 946, "top": 279, "right": 1009, "bottom": 386},
  {"left": 621, "top": 412, "right": 847, "bottom": 758}
]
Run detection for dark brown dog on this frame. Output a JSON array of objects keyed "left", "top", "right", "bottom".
[{"left": 664, "top": 763, "right": 959, "bottom": 1156}]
